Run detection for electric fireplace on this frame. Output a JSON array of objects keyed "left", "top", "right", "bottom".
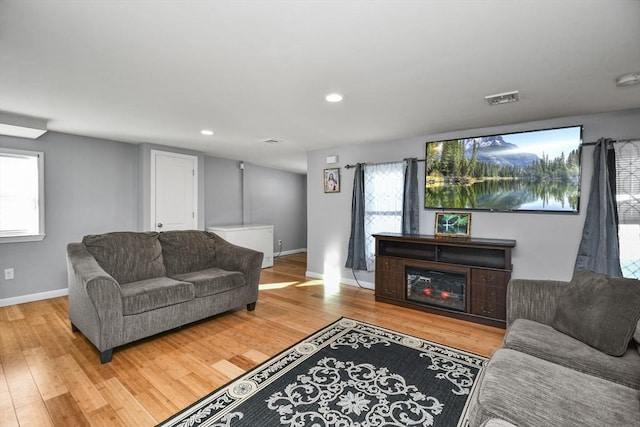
[
  {"left": 374, "top": 233, "right": 515, "bottom": 328},
  {"left": 406, "top": 266, "right": 467, "bottom": 312}
]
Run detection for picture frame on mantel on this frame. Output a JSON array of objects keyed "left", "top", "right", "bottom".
[
  {"left": 435, "top": 212, "right": 471, "bottom": 237},
  {"left": 324, "top": 168, "right": 340, "bottom": 193}
]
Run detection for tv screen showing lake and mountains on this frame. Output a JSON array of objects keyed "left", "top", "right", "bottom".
[{"left": 425, "top": 126, "right": 583, "bottom": 213}]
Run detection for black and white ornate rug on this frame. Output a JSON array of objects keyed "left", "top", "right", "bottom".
[{"left": 157, "top": 317, "right": 486, "bottom": 427}]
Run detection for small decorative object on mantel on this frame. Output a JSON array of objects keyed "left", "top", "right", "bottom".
[
  {"left": 324, "top": 167, "right": 340, "bottom": 193},
  {"left": 435, "top": 212, "right": 471, "bottom": 237}
]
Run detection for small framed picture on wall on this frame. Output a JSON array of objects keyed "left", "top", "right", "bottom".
[{"left": 324, "top": 168, "right": 340, "bottom": 193}]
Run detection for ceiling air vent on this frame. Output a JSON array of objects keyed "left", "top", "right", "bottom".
[{"left": 485, "top": 90, "right": 519, "bottom": 106}]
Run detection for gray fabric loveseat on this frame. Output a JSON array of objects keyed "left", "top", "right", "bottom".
[
  {"left": 468, "top": 270, "right": 640, "bottom": 427},
  {"left": 67, "top": 230, "right": 263, "bottom": 363}
]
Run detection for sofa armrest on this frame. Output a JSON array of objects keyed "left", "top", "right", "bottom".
[
  {"left": 506, "top": 278, "right": 567, "bottom": 329},
  {"left": 211, "top": 235, "right": 264, "bottom": 299},
  {"left": 67, "top": 243, "right": 124, "bottom": 351}
]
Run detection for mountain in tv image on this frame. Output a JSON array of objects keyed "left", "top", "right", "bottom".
[{"left": 461, "top": 136, "right": 540, "bottom": 168}]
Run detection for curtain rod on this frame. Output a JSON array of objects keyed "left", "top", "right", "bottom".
[
  {"left": 344, "top": 138, "right": 638, "bottom": 168},
  {"left": 344, "top": 158, "right": 425, "bottom": 169},
  {"left": 581, "top": 138, "right": 637, "bottom": 146}
]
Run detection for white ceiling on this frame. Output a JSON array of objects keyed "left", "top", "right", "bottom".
[{"left": 1, "top": 0, "right": 639, "bottom": 174}]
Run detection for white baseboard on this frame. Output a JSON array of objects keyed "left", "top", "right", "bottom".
[
  {"left": 0, "top": 288, "right": 68, "bottom": 308},
  {"left": 275, "top": 248, "right": 307, "bottom": 256},
  {"left": 305, "top": 271, "right": 375, "bottom": 290}
]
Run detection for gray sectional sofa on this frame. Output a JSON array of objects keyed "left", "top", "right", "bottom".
[
  {"left": 67, "top": 230, "right": 263, "bottom": 363},
  {"left": 468, "top": 270, "right": 640, "bottom": 427}
]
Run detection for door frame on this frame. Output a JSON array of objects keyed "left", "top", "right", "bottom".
[{"left": 150, "top": 149, "right": 199, "bottom": 231}]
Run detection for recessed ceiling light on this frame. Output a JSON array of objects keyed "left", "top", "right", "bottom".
[
  {"left": 485, "top": 90, "right": 519, "bottom": 106},
  {"left": 325, "top": 93, "right": 344, "bottom": 103},
  {"left": 201, "top": 129, "right": 214, "bottom": 136},
  {"left": 616, "top": 72, "right": 640, "bottom": 87},
  {"left": 261, "top": 138, "right": 280, "bottom": 144}
]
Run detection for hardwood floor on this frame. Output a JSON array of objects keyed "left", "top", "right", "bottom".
[{"left": 0, "top": 253, "right": 505, "bottom": 426}]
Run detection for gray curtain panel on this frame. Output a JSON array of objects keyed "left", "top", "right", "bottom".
[
  {"left": 345, "top": 163, "right": 368, "bottom": 270},
  {"left": 575, "top": 138, "right": 623, "bottom": 277},
  {"left": 402, "top": 158, "right": 420, "bottom": 234}
]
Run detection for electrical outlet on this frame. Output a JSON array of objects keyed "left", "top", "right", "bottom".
[
  {"left": 4, "top": 268, "right": 14, "bottom": 280},
  {"left": 278, "top": 239, "right": 283, "bottom": 246}
]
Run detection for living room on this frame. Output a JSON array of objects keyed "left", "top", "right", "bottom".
[{"left": 1, "top": 1, "right": 639, "bottom": 426}]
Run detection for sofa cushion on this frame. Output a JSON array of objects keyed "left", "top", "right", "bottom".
[
  {"left": 504, "top": 319, "right": 640, "bottom": 389},
  {"left": 120, "top": 277, "right": 194, "bottom": 315},
  {"left": 550, "top": 270, "right": 640, "bottom": 356},
  {"left": 82, "top": 232, "right": 166, "bottom": 284},
  {"left": 468, "top": 348, "right": 640, "bottom": 427},
  {"left": 159, "top": 230, "right": 218, "bottom": 276},
  {"left": 171, "top": 268, "right": 246, "bottom": 298}
]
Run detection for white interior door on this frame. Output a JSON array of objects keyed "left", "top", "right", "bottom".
[{"left": 151, "top": 150, "right": 198, "bottom": 231}]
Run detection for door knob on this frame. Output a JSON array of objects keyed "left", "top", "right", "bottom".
[{"left": 157, "top": 223, "right": 163, "bottom": 228}]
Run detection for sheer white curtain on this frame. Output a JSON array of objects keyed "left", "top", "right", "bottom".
[{"left": 364, "top": 162, "right": 404, "bottom": 270}]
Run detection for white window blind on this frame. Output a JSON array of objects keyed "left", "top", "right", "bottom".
[
  {"left": 0, "top": 148, "right": 45, "bottom": 243},
  {"left": 615, "top": 140, "right": 640, "bottom": 224},
  {"left": 614, "top": 140, "right": 640, "bottom": 279}
]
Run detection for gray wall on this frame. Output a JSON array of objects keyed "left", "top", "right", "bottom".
[
  {"left": 205, "top": 157, "right": 244, "bottom": 225},
  {"left": 306, "top": 109, "right": 640, "bottom": 287},
  {"left": 205, "top": 159, "right": 308, "bottom": 253},
  {"left": 243, "top": 163, "right": 307, "bottom": 253},
  {"left": 0, "top": 132, "right": 138, "bottom": 300},
  {"left": 0, "top": 132, "right": 308, "bottom": 303}
]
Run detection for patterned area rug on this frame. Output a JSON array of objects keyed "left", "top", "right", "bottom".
[{"left": 157, "top": 317, "right": 486, "bottom": 427}]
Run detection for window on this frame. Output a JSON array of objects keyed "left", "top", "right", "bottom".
[
  {"left": 0, "top": 148, "right": 45, "bottom": 243},
  {"left": 364, "top": 162, "right": 404, "bottom": 270},
  {"left": 615, "top": 140, "right": 640, "bottom": 279}
]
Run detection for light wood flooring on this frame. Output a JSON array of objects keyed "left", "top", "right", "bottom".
[{"left": 0, "top": 253, "right": 505, "bottom": 426}]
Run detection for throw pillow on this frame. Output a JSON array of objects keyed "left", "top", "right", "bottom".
[
  {"left": 158, "top": 230, "right": 217, "bottom": 276},
  {"left": 82, "top": 232, "right": 166, "bottom": 284},
  {"left": 551, "top": 270, "right": 640, "bottom": 356}
]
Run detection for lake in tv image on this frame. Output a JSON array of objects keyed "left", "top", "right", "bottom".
[{"left": 425, "top": 126, "right": 583, "bottom": 213}]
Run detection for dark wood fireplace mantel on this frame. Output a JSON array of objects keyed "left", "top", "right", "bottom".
[{"left": 373, "top": 233, "right": 516, "bottom": 328}]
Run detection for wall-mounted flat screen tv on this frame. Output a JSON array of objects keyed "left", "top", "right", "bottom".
[{"left": 425, "top": 125, "right": 583, "bottom": 213}]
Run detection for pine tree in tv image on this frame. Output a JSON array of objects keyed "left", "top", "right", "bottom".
[{"left": 425, "top": 126, "right": 582, "bottom": 212}]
